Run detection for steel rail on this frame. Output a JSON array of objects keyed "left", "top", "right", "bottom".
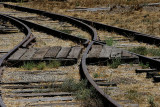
[
  {"left": 1, "top": 3, "right": 98, "bottom": 41},
  {"left": 80, "top": 41, "right": 122, "bottom": 107},
  {"left": 0, "top": 14, "right": 33, "bottom": 107},
  {"left": 0, "top": 3, "right": 148, "bottom": 107},
  {"left": 2, "top": 3, "right": 160, "bottom": 107},
  {"left": 94, "top": 41, "right": 160, "bottom": 70},
  {"left": 71, "top": 17, "right": 160, "bottom": 46},
  {"left": 7, "top": 15, "right": 121, "bottom": 106},
  {"left": 0, "top": 4, "right": 123, "bottom": 106},
  {"left": 0, "top": 14, "right": 32, "bottom": 66},
  {"left": 6, "top": 15, "right": 89, "bottom": 45}
]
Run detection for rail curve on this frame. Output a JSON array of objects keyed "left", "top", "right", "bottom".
[
  {"left": 1, "top": 3, "right": 160, "bottom": 107},
  {"left": 0, "top": 14, "right": 33, "bottom": 107}
]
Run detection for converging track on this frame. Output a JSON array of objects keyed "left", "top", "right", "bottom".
[{"left": 0, "top": 3, "right": 160, "bottom": 107}]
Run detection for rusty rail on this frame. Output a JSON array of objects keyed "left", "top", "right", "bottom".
[
  {"left": 1, "top": 3, "right": 160, "bottom": 107},
  {"left": 0, "top": 14, "right": 33, "bottom": 107}
]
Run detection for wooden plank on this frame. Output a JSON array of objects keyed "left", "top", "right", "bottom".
[
  {"left": 8, "top": 48, "right": 27, "bottom": 60},
  {"left": 88, "top": 45, "right": 103, "bottom": 58},
  {"left": 56, "top": 47, "right": 71, "bottom": 58},
  {"left": 44, "top": 46, "right": 61, "bottom": 58},
  {"left": 32, "top": 47, "right": 49, "bottom": 60},
  {"left": 11, "top": 89, "right": 62, "bottom": 93},
  {"left": 1, "top": 80, "right": 65, "bottom": 84},
  {"left": 94, "top": 78, "right": 107, "bottom": 82},
  {"left": 146, "top": 72, "right": 160, "bottom": 78},
  {"left": 13, "top": 96, "right": 74, "bottom": 102},
  {"left": 20, "top": 48, "right": 38, "bottom": 60},
  {"left": 153, "top": 76, "right": 160, "bottom": 82},
  {"left": 121, "top": 50, "right": 132, "bottom": 58},
  {"left": 99, "top": 46, "right": 112, "bottom": 58},
  {"left": 2, "top": 84, "right": 61, "bottom": 89},
  {"left": 111, "top": 48, "right": 122, "bottom": 58},
  {"left": 6, "top": 92, "right": 73, "bottom": 98},
  {"left": 96, "top": 82, "right": 117, "bottom": 86},
  {"left": 67, "top": 47, "right": 82, "bottom": 59},
  {"left": 135, "top": 69, "right": 157, "bottom": 73},
  {"left": 28, "top": 102, "right": 79, "bottom": 106}
]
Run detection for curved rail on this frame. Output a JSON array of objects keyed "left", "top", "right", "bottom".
[
  {"left": 7, "top": 15, "right": 89, "bottom": 45},
  {"left": 72, "top": 17, "right": 160, "bottom": 46},
  {"left": 0, "top": 14, "right": 33, "bottom": 107},
  {"left": 2, "top": 3, "right": 160, "bottom": 107},
  {"left": 80, "top": 41, "right": 121, "bottom": 107},
  {"left": 0, "top": 14, "right": 32, "bottom": 66},
  {"left": 0, "top": 4, "right": 122, "bottom": 106},
  {"left": 2, "top": 3, "right": 97, "bottom": 41}
]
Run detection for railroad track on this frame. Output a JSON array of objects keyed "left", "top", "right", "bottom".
[{"left": 0, "top": 3, "right": 160, "bottom": 107}]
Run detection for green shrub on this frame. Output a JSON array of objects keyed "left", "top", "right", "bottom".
[
  {"left": 37, "top": 62, "right": 46, "bottom": 70},
  {"left": 148, "top": 48, "right": 160, "bottom": 56},
  {"left": 60, "top": 29, "right": 72, "bottom": 34},
  {"left": 61, "top": 78, "right": 78, "bottom": 92},
  {"left": 139, "top": 62, "right": 149, "bottom": 69},
  {"left": 109, "top": 58, "right": 121, "bottom": 69},
  {"left": 76, "top": 34, "right": 85, "bottom": 38},
  {"left": 76, "top": 88, "right": 91, "bottom": 100},
  {"left": 148, "top": 96, "right": 157, "bottom": 107},
  {"left": 105, "top": 37, "right": 114, "bottom": 46},
  {"left": 21, "top": 61, "right": 35, "bottom": 70},
  {"left": 126, "top": 89, "right": 142, "bottom": 102},
  {"left": 48, "top": 60, "right": 61, "bottom": 68},
  {"left": 56, "top": 78, "right": 103, "bottom": 106},
  {"left": 129, "top": 46, "right": 147, "bottom": 55},
  {"left": 93, "top": 73, "right": 99, "bottom": 78},
  {"left": 129, "top": 47, "right": 160, "bottom": 56}
]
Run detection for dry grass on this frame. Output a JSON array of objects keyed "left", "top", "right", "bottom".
[
  {"left": 88, "top": 64, "right": 160, "bottom": 106},
  {"left": 25, "top": 0, "right": 160, "bottom": 8},
  {"left": 11, "top": 0, "right": 160, "bottom": 37}
]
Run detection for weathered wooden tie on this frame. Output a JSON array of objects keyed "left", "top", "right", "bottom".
[
  {"left": 20, "top": 48, "right": 38, "bottom": 60},
  {"left": 44, "top": 46, "right": 61, "bottom": 58},
  {"left": 96, "top": 82, "right": 117, "bottom": 86},
  {"left": 67, "top": 46, "right": 82, "bottom": 59},
  {"left": 99, "top": 46, "right": 112, "bottom": 58},
  {"left": 56, "top": 47, "right": 71, "bottom": 58},
  {"left": 88, "top": 45, "right": 103, "bottom": 58},
  {"left": 153, "top": 76, "right": 160, "bottom": 82},
  {"left": 32, "top": 47, "right": 49, "bottom": 60},
  {"left": 8, "top": 48, "right": 27, "bottom": 60},
  {"left": 6, "top": 92, "right": 73, "bottom": 98},
  {"left": 28, "top": 102, "right": 79, "bottom": 106},
  {"left": 146, "top": 72, "right": 160, "bottom": 78},
  {"left": 135, "top": 69, "right": 157, "bottom": 73},
  {"left": 2, "top": 84, "right": 61, "bottom": 89},
  {"left": 13, "top": 96, "right": 74, "bottom": 102}
]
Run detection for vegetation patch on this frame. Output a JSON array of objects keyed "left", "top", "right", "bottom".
[
  {"left": 93, "top": 73, "right": 99, "bottom": 78},
  {"left": 21, "top": 61, "right": 61, "bottom": 70},
  {"left": 60, "top": 78, "right": 103, "bottom": 107},
  {"left": 108, "top": 58, "right": 121, "bottom": 69},
  {"left": 37, "top": 62, "right": 46, "bottom": 70},
  {"left": 148, "top": 96, "right": 158, "bottom": 107},
  {"left": 139, "top": 62, "right": 149, "bottom": 69},
  {"left": 105, "top": 37, "right": 115, "bottom": 46},
  {"left": 60, "top": 29, "right": 72, "bottom": 34},
  {"left": 129, "top": 46, "right": 160, "bottom": 56},
  {"left": 129, "top": 46, "right": 147, "bottom": 55},
  {"left": 48, "top": 60, "right": 61, "bottom": 68},
  {"left": 21, "top": 61, "right": 36, "bottom": 70},
  {"left": 125, "top": 89, "right": 143, "bottom": 103}
]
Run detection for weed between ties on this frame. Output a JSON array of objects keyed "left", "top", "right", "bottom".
[{"left": 21, "top": 61, "right": 61, "bottom": 70}]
